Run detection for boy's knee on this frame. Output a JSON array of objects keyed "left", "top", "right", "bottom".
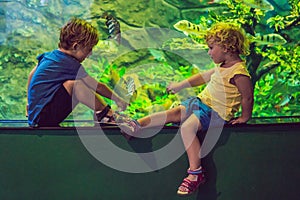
[
  {"left": 63, "top": 80, "right": 86, "bottom": 95},
  {"left": 63, "top": 80, "right": 76, "bottom": 95},
  {"left": 71, "top": 79, "right": 87, "bottom": 89}
]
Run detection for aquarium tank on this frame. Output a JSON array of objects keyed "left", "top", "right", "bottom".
[{"left": 0, "top": 0, "right": 299, "bottom": 126}]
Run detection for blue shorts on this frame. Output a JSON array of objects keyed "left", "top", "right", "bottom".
[{"left": 180, "top": 97, "right": 226, "bottom": 131}]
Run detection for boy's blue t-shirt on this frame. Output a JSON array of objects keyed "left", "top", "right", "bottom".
[{"left": 28, "top": 49, "right": 88, "bottom": 127}]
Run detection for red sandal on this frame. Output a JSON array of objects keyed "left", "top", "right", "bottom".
[{"left": 177, "top": 167, "right": 206, "bottom": 196}]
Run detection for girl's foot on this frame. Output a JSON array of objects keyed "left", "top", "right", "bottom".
[
  {"left": 119, "top": 120, "right": 141, "bottom": 140},
  {"left": 177, "top": 167, "right": 206, "bottom": 196}
]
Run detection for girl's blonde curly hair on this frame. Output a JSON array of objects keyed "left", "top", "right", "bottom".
[{"left": 206, "top": 22, "right": 249, "bottom": 56}]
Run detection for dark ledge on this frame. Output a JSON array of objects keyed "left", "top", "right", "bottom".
[{"left": 0, "top": 117, "right": 300, "bottom": 132}]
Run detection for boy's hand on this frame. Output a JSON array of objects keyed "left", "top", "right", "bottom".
[{"left": 115, "top": 98, "right": 128, "bottom": 111}]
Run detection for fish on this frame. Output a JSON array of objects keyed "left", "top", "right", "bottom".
[
  {"left": 248, "top": 33, "right": 287, "bottom": 46},
  {"left": 124, "top": 76, "right": 136, "bottom": 96},
  {"left": 260, "top": 61, "right": 279, "bottom": 71},
  {"left": 199, "top": 0, "right": 215, "bottom": 4},
  {"left": 173, "top": 20, "right": 206, "bottom": 37},
  {"left": 270, "top": 80, "right": 300, "bottom": 94},
  {"left": 242, "top": 0, "right": 274, "bottom": 11},
  {"left": 148, "top": 48, "right": 166, "bottom": 62},
  {"left": 102, "top": 13, "right": 121, "bottom": 44},
  {"left": 209, "top": 0, "right": 274, "bottom": 11},
  {"left": 266, "top": 0, "right": 291, "bottom": 13},
  {"left": 40, "top": 0, "right": 48, "bottom": 6},
  {"left": 275, "top": 95, "right": 293, "bottom": 112}
]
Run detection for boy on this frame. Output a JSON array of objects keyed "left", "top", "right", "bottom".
[{"left": 27, "top": 18, "right": 127, "bottom": 127}]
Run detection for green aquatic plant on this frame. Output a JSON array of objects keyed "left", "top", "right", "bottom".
[
  {"left": 253, "top": 44, "right": 300, "bottom": 116},
  {"left": 267, "top": 0, "right": 300, "bottom": 31},
  {"left": 0, "top": 46, "right": 36, "bottom": 120},
  {"left": 91, "top": 0, "right": 299, "bottom": 119},
  {"left": 1, "top": 0, "right": 299, "bottom": 122},
  {"left": 84, "top": 54, "right": 200, "bottom": 119}
]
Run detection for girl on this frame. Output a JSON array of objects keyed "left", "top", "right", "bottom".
[{"left": 120, "top": 22, "right": 254, "bottom": 196}]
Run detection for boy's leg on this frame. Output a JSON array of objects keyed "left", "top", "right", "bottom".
[
  {"left": 38, "top": 85, "right": 74, "bottom": 127},
  {"left": 63, "top": 80, "right": 108, "bottom": 113},
  {"left": 64, "top": 80, "right": 126, "bottom": 123}
]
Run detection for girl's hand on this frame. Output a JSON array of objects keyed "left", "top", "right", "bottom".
[
  {"left": 166, "top": 82, "right": 182, "bottom": 94},
  {"left": 229, "top": 117, "right": 249, "bottom": 125}
]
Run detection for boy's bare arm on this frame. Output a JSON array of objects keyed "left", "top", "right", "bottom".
[
  {"left": 82, "top": 75, "right": 116, "bottom": 99},
  {"left": 231, "top": 74, "right": 254, "bottom": 124},
  {"left": 27, "top": 65, "right": 37, "bottom": 91},
  {"left": 26, "top": 65, "right": 37, "bottom": 116},
  {"left": 82, "top": 75, "right": 127, "bottom": 110}
]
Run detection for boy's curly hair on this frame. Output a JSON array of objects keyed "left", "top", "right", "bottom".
[
  {"left": 205, "top": 22, "right": 249, "bottom": 55},
  {"left": 59, "top": 18, "right": 99, "bottom": 50}
]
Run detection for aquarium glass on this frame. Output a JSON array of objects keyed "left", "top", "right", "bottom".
[{"left": 0, "top": 0, "right": 299, "bottom": 124}]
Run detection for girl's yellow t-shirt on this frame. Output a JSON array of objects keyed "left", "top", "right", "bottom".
[{"left": 198, "top": 62, "right": 250, "bottom": 121}]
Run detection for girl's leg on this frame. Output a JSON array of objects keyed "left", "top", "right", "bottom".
[
  {"left": 177, "top": 114, "right": 205, "bottom": 195},
  {"left": 180, "top": 114, "right": 203, "bottom": 180},
  {"left": 137, "top": 105, "right": 188, "bottom": 128},
  {"left": 119, "top": 105, "right": 188, "bottom": 140}
]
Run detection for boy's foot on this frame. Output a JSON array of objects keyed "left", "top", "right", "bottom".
[
  {"left": 94, "top": 105, "right": 131, "bottom": 125},
  {"left": 177, "top": 167, "right": 206, "bottom": 196},
  {"left": 119, "top": 120, "right": 141, "bottom": 140},
  {"left": 95, "top": 105, "right": 114, "bottom": 124}
]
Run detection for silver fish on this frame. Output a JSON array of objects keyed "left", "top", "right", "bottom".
[
  {"left": 102, "top": 13, "right": 121, "bottom": 44},
  {"left": 124, "top": 76, "right": 136, "bottom": 96}
]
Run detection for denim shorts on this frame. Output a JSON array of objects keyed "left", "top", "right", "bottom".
[{"left": 180, "top": 97, "right": 226, "bottom": 131}]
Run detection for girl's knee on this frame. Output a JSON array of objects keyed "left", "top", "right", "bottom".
[
  {"left": 166, "top": 106, "right": 185, "bottom": 119},
  {"left": 180, "top": 115, "right": 202, "bottom": 133},
  {"left": 180, "top": 122, "right": 194, "bottom": 133}
]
